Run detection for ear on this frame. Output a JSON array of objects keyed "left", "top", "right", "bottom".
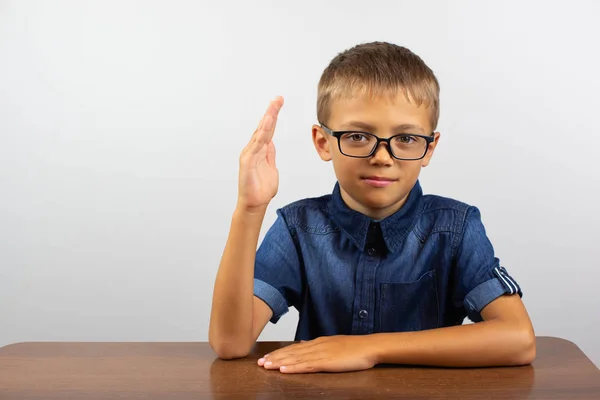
[
  {"left": 312, "top": 125, "right": 333, "bottom": 162},
  {"left": 421, "top": 132, "right": 440, "bottom": 167}
]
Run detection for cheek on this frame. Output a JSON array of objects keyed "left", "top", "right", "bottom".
[
  {"left": 331, "top": 156, "right": 361, "bottom": 177},
  {"left": 397, "top": 160, "right": 422, "bottom": 177}
]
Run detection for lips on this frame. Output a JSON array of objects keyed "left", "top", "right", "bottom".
[
  {"left": 363, "top": 176, "right": 396, "bottom": 182},
  {"left": 362, "top": 176, "right": 397, "bottom": 188}
]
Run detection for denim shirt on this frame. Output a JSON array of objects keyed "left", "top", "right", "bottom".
[{"left": 253, "top": 180, "right": 522, "bottom": 341}]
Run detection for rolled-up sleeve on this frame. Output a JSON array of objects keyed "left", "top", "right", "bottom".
[
  {"left": 254, "top": 209, "right": 302, "bottom": 323},
  {"left": 453, "top": 206, "right": 523, "bottom": 322}
]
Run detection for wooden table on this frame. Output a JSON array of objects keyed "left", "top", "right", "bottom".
[{"left": 0, "top": 337, "right": 598, "bottom": 399}]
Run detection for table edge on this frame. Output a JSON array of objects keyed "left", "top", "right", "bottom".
[{"left": 0, "top": 335, "right": 580, "bottom": 353}]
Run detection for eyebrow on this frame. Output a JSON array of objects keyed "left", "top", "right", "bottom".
[{"left": 339, "top": 121, "right": 425, "bottom": 133}]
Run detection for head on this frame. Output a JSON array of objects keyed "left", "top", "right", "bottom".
[{"left": 312, "top": 42, "right": 441, "bottom": 220}]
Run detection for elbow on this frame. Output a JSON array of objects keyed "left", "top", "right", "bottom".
[
  {"left": 212, "top": 345, "right": 250, "bottom": 360},
  {"left": 209, "top": 336, "right": 252, "bottom": 360},
  {"left": 510, "top": 328, "right": 536, "bottom": 366}
]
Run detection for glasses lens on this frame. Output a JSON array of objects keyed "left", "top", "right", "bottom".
[
  {"left": 390, "top": 135, "right": 428, "bottom": 159},
  {"left": 339, "top": 132, "right": 377, "bottom": 157}
]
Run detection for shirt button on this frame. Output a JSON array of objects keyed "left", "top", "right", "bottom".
[
  {"left": 358, "top": 310, "right": 368, "bottom": 319},
  {"left": 367, "top": 247, "right": 377, "bottom": 256}
]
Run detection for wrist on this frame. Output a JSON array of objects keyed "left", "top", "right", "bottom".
[
  {"left": 366, "top": 333, "right": 408, "bottom": 365},
  {"left": 233, "top": 203, "right": 268, "bottom": 220},
  {"left": 363, "top": 333, "right": 385, "bottom": 366}
]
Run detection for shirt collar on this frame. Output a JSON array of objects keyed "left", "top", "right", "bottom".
[{"left": 328, "top": 180, "right": 423, "bottom": 253}]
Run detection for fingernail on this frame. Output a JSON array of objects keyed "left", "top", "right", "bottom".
[
  {"left": 265, "top": 361, "right": 272, "bottom": 367},
  {"left": 258, "top": 358, "right": 265, "bottom": 363},
  {"left": 280, "top": 366, "right": 287, "bottom": 371}
]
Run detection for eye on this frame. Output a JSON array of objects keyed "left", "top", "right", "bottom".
[
  {"left": 395, "top": 135, "right": 418, "bottom": 144},
  {"left": 343, "top": 133, "right": 369, "bottom": 142}
]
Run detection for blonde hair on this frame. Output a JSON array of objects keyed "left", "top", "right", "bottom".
[{"left": 317, "top": 42, "right": 440, "bottom": 130}]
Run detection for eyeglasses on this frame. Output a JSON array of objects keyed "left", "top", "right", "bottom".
[{"left": 320, "top": 124, "right": 435, "bottom": 160}]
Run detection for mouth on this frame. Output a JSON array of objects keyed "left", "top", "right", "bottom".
[{"left": 361, "top": 176, "right": 398, "bottom": 188}]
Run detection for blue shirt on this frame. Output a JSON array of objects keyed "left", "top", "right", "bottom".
[{"left": 253, "top": 180, "right": 522, "bottom": 341}]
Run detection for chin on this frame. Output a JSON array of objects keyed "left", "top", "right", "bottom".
[
  {"left": 339, "top": 179, "right": 411, "bottom": 214},
  {"left": 355, "top": 192, "right": 404, "bottom": 210}
]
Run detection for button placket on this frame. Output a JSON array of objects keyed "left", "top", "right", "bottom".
[{"left": 352, "top": 221, "right": 384, "bottom": 334}]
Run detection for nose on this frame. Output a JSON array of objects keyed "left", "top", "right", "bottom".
[{"left": 370, "top": 142, "right": 394, "bottom": 165}]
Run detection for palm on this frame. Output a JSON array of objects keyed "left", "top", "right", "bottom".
[
  {"left": 239, "top": 141, "right": 278, "bottom": 208},
  {"left": 238, "top": 97, "right": 283, "bottom": 210}
]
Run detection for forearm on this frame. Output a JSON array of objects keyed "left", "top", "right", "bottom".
[
  {"left": 209, "top": 206, "right": 266, "bottom": 356},
  {"left": 370, "top": 319, "right": 536, "bottom": 367}
]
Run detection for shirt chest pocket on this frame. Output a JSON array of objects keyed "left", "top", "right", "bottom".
[{"left": 378, "top": 270, "right": 439, "bottom": 333}]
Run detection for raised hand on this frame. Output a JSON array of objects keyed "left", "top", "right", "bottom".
[{"left": 237, "top": 96, "right": 284, "bottom": 212}]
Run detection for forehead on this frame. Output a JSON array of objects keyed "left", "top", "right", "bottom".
[{"left": 328, "top": 90, "right": 433, "bottom": 133}]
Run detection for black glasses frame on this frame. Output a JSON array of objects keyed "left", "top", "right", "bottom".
[{"left": 320, "top": 124, "right": 435, "bottom": 160}]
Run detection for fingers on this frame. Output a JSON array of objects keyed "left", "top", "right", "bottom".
[
  {"left": 262, "top": 353, "right": 325, "bottom": 373},
  {"left": 250, "top": 96, "right": 284, "bottom": 152},
  {"left": 258, "top": 342, "right": 327, "bottom": 374},
  {"left": 259, "top": 342, "right": 319, "bottom": 370},
  {"left": 241, "top": 96, "right": 283, "bottom": 159},
  {"left": 267, "top": 95, "right": 284, "bottom": 118},
  {"left": 263, "top": 355, "right": 301, "bottom": 370},
  {"left": 261, "top": 341, "right": 307, "bottom": 360},
  {"left": 280, "top": 362, "right": 320, "bottom": 374},
  {"left": 257, "top": 339, "right": 320, "bottom": 368},
  {"left": 258, "top": 97, "right": 283, "bottom": 139}
]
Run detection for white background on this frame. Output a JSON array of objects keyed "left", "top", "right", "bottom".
[{"left": 1, "top": 0, "right": 598, "bottom": 367}]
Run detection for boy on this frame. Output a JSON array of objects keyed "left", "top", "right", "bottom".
[{"left": 209, "top": 42, "right": 535, "bottom": 374}]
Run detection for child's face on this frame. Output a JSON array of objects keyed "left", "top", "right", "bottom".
[{"left": 312, "top": 92, "right": 440, "bottom": 219}]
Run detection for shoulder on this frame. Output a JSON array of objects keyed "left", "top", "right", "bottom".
[
  {"left": 421, "top": 193, "right": 472, "bottom": 215},
  {"left": 416, "top": 193, "right": 475, "bottom": 235},
  {"left": 275, "top": 194, "right": 337, "bottom": 234}
]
